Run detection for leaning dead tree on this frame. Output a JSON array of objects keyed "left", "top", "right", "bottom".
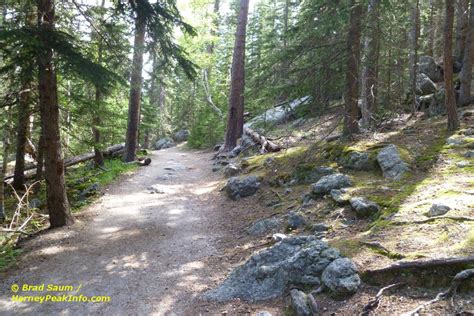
[{"left": 243, "top": 127, "right": 281, "bottom": 153}]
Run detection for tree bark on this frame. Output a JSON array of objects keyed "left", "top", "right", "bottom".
[
  {"left": 455, "top": 0, "right": 469, "bottom": 61},
  {"left": 37, "top": 0, "right": 74, "bottom": 228},
  {"left": 408, "top": 0, "right": 420, "bottom": 113},
  {"left": 343, "top": 0, "right": 362, "bottom": 137},
  {"left": 123, "top": 9, "right": 146, "bottom": 162},
  {"left": 360, "top": 0, "right": 380, "bottom": 128},
  {"left": 459, "top": 0, "right": 474, "bottom": 107},
  {"left": 444, "top": 0, "right": 461, "bottom": 131},
  {"left": 223, "top": 0, "right": 250, "bottom": 151},
  {"left": 35, "top": 132, "right": 44, "bottom": 182},
  {"left": 0, "top": 108, "right": 10, "bottom": 221}
]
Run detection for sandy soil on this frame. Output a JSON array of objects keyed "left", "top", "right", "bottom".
[{"left": 0, "top": 145, "right": 260, "bottom": 315}]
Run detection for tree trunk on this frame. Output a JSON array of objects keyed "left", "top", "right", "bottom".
[
  {"left": 123, "top": 9, "right": 146, "bottom": 162},
  {"left": 35, "top": 131, "right": 44, "bottom": 186},
  {"left": 223, "top": 0, "right": 250, "bottom": 151},
  {"left": 360, "top": 0, "right": 380, "bottom": 129},
  {"left": 444, "top": 0, "right": 461, "bottom": 131},
  {"left": 343, "top": 0, "right": 362, "bottom": 137},
  {"left": 455, "top": 0, "right": 469, "bottom": 61},
  {"left": 408, "top": 0, "right": 420, "bottom": 113},
  {"left": 459, "top": 0, "right": 474, "bottom": 107},
  {"left": 37, "top": 0, "right": 74, "bottom": 228},
  {"left": 434, "top": 0, "right": 445, "bottom": 59},
  {"left": 0, "top": 108, "right": 10, "bottom": 221}
]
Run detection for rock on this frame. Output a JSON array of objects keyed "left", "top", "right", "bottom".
[
  {"left": 457, "top": 160, "right": 470, "bottom": 168},
  {"left": 447, "top": 136, "right": 466, "bottom": 146},
  {"left": 428, "top": 203, "right": 451, "bottom": 217},
  {"left": 463, "top": 128, "right": 474, "bottom": 136},
  {"left": 225, "top": 176, "right": 260, "bottom": 200},
  {"left": 212, "top": 166, "right": 222, "bottom": 172},
  {"left": 173, "top": 129, "right": 190, "bottom": 142},
  {"left": 284, "top": 188, "right": 293, "bottom": 195},
  {"left": 350, "top": 197, "right": 380, "bottom": 218},
  {"left": 256, "top": 312, "right": 273, "bottom": 316},
  {"left": 272, "top": 233, "right": 287, "bottom": 242},
  {"left": 290, "top": 289, "right": 312, "bottom": 316},
  {"left": 244, "top": 96, "right": 311, "bottom": 129},
  {"left": 340, "top": 151, "right": 375, "bottom": 171},
  {"left": 223, "top": 164, "right": 241, "bottom": 177},
  {"left": 246, "top": 217, "right": 283, "bottom": 236},
  {"left": 29, "top": 198, "right": 42, "bottom": 209},
  {"left": 330, "top": 189, "right": 350, "bottom": 205},
  {"left": 321, "top": 258, "right": 360, "bottom": 296},
  {"left": 229, "top": 145, "right": 243, "bottom": 158},
  {"left": 148, "top": 185, "right": 165, "bottom": 194},
  {"left": 203, "top": 236, "right": 356, "bottom": 302},
  {"left": 418, "top": 55, "right": 443, "bottom": 82},
  {"left": 311, "top": 173, "right": 352, "bottom": 195},
  {"left": 312, "top": 223, "right": 329, "bottom": 232},
  {"left": 376, "top": 144, "right": 410, "bottom": 180},
  {"left": 78, "top": 183, "right": 100, "bottom": 201},
  {"left": 416, "top": 73, "right": 438, "bottom": 95},
  {"left": 295, "top": 165, "right": 336, "bottom": 184},
  {"left": 154, "top": 137, "right": 175, "bottom": 150},
  {"left": 213, "top": 143, "right": 223, "bottom": 151},
  {"left": 287, "top": 211, "right": 307, "bottom": 230},
  {"left": 465, "top": 151, "right": 474, "bottom": 158}
]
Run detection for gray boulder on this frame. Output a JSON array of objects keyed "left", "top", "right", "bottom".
[
  {"left": 418, "top": 55, "right": 443, "bottom": 82},
  {"left": 246, "top": 217, "right": 283, "bottom": 236},
  {"left": 313, "top": 223, "right": 329, "bottom": 233},
  {"left": 173, "top": 129, "right": 190, "bottom": 142},
  {"left": 376, "top": 145, "right": 410, "bottom": 180},
  {"left": 330, "top": 189, "right": 350, "bottom": 205},
  {"left": 244, "top": 96, "right": 311, "bottom": 129},
  {"left": 229, "top": 145, "right": 243, "bottom": 158},
  {"left": 311, "top": 173, "right": 352, "bottom": 195},
  {"left": 296, "top": 166, "right": 336, "bottom": 184},
  {"left": 287, "top": 211, "right": 307, "bottom": 230},
  {"left": 225, "top": 176, "right": 260, "bottom": 200},
  {"left": 447, "top": 136, "right": 466, "bottom": 146},
  {"left": 78, "top": 183, "right": 100, "bottom": 201},
  {"left": 223, "top": 164, "right": 241, "bottom": 177},
  {"left": 154, "top": 137, "right": 175, "bottom": 150},
  {"left": 290, "top": 289, "right": 312, "bottom": 316},
  {"left": 465, "top": 151, "right": 474, "bottom": 158},
  {"left": 350, "top": 197, "right": 380, "bottom": 218},
  {"left": 340, "top": 152, "right": 375, "bottom": 171},
  {"left": 203, "top": 236, "right": 357, "bottom": 302},
  {"left": 428, "top": 203, "right": 451, "bottom": 217},
  {"left": 321, "top": 258, "right": 361, "bottom": 296},
  {"left": 416, "top": 73, "right": 438, "bottom": 95}
]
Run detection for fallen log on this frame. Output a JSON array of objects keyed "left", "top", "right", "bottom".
[
  {"left": 4, "top": 143, "right": 125, "bottom": 182},
  {"left": 243, "top": 127, "right": 281, "bottom": 153}
]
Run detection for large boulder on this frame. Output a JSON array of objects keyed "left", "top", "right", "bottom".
[
  {"left": 416, "top": 73, "right": 438, "bottom": 96},
  {"left": 244, "top": 96, "right": 311, "bottom": 129},
  {"left": 418, "top": 55, "right": 443, "bottom": 82},
  {"left": 290, "top": 289, "right": 312, "bottom": 316},
  {"left": 350, "top": 197, "right": 380, "bottom": 218},
  {"left": 154, "top": 137, "right": 175, "bottom": 150},
  {"left": 246, "top": 217, "right": 283, "bottom": 236},
  {"left": 311, "top": 173, "right": 352, "bottom": 195},
  {"left": 225, "top": 176, "right": 260, "bottom": 200},
  {"left": 295, "top": 165, "right": 336, "bottom": 184},
  {"left": 339, "top": 151, "right": 375, "bottom": 171},
  {"left": 173, "top": 130, "right": 190, "bottom": 142},
  {"left": 203, "top": 236, "right": 359, "bottom": 302},
  {"left": 376, "top": 145, "right": 410, "bottom": 180},
  {"left": 321, "top": 258, "right": 361, "bottom": 296}
]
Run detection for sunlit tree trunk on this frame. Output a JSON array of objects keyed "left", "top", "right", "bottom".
[
  {"left": 343, "top": 0, "right": 362, "bottom": 137},
  {"left": 408, "top": 0, "right": 420, "bottom": 113},
  {"left": 37, "top": 0, "right": 74, "bottom": 228},
  {"left": 459, "top": 0, "right": 474, "bottom": 106},
  {"left": 360, "top": 0, "right": 380, "bottom": 128},
  {"left": 123, "top": 9, "right": 146, "bottom": 162},
  {"left": 455, "top": 0, "right": 469, "bottom": 61},
  {"left": 444, "top": 0, "right": 461, "bottom": 131},
  {"left": 223, "top": 0, "right": 250, "bottom": 151},
  {"left": 0, "top": 107, "right": 11, "bottom": 221}
]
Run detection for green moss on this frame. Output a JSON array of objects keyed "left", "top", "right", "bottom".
[{"left": 328, "top": 238, "right": 363, "bottom": 257}]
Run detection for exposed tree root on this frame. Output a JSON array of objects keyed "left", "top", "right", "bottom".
[
  {"left": 361, "top": 283, "right": 405, "bottom": 316},
  {"left": 401, "top": 269, "right": 474, "bottom": 316},
  {"left": 394, "top": 216, "right": 474, "bottom": 225}
]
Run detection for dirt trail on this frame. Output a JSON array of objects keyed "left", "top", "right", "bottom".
[{"left": 0, "top": 145, "right": 230, "bottom": 315}]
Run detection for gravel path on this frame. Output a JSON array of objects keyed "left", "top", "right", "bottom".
[{"left": 0, "top": 146, "right": 226, "bottom": 315}]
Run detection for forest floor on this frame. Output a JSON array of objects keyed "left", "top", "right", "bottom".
[
  {"left": 0, "top": 145, "right": 282, "bottom": 315},
  {"left": 1, "top": 109, "right": 474, "bottom": 315}
]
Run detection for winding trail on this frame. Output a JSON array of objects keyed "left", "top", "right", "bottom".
[{"left": 0, "top": 146, "right": 228, "bottom": 315}]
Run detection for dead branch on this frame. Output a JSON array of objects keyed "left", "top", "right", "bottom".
[
  {"left": 394, "top": 216, "right": 474, "bottom": 225},
  {"left": 361, "top": 283, "right": 405, "bottom": 316},
  {"left": 401, "top": 269, "right": 474, "bottom": 316},
  {"left": 243, "top": 127, "right": 281, "bottom": 153}
]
